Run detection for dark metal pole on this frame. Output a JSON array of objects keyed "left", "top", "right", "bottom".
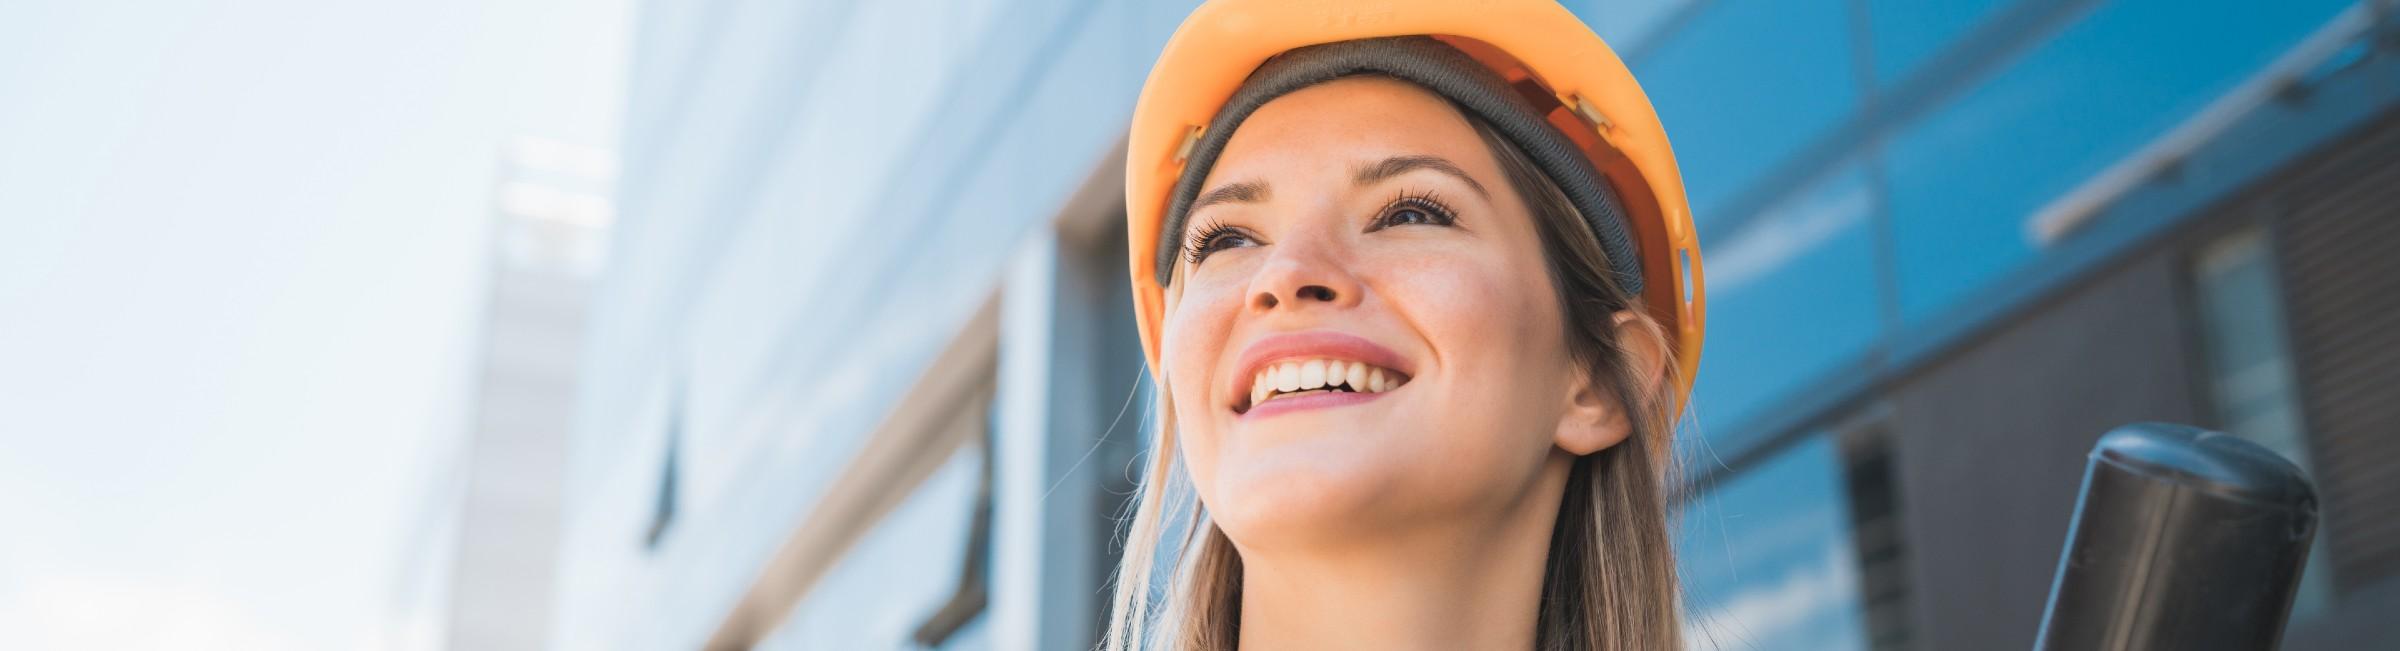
[{"left": 2034, "top": 422, "right": 2319, "bottom": 650}]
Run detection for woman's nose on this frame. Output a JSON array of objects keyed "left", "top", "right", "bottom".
[{"left": 1248, "top": 236, "right": 1362, "bottom": 313}]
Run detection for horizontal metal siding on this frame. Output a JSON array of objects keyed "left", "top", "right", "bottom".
[
  {"left": 2272, "top": 106, "right": 2400, "bottom": 598},
  {"left": 1890, "top": 247, "right": 2205, "bottom": 651}
]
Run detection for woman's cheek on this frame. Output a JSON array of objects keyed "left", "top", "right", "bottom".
[
  {"left": 1374, "top": 247, "right": 1559, "bottom": 468},
  {"left": 1378, "top": 248, "right": 1534, "bottom": 342},
  {"left": 1160, "top": 269, "right": 1248, "bottom": 495}
]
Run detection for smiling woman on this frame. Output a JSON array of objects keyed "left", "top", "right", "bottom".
[{"left": 1110, "top": 2, "right": 1706, "bottom": 650}]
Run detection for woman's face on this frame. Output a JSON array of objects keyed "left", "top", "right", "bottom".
[{"left": 1162, "top": 76, "right": 1622, "bottom": 549}]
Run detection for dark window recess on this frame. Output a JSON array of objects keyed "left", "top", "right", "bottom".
[
  {"left": 644, "top": 386, "right": 684, "bottom": 550},
  {"left": 1843, "top": 428, "right": 1915, "bottom": 651},
  {"left": 2189, "top": 224, "right": 2335, "bottom": 619},
  {"left": 913, "top": 426, "right": 995, "bottom": 648},
  {"left": 2271, "top": 115, "right": 2400, "bottom": 600}
]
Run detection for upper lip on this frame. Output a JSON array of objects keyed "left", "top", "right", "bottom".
[{"left": 1229, "top": 330, "right": 1415, "bottom": 412}]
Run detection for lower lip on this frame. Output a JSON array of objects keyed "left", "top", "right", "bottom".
[{"left": 1240, "top": 388, "right": 1393, "bottom": 420}]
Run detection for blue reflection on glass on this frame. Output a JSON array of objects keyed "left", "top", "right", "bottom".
[
  {"left": 1863, "top": 0, "right": 2012, "bottom": 85},
  {"left": 1562, "top": 0, "right": 1698, "bottom": 48},
  {"left": 1881, "top": 0, "right": 2352, "bottom": 323},
  {"left": 758, "top": 448, "right": 982, "bottom": 649},
  {"left": 1690, "top": 164, "right": 1884, "bottom": 431},
  {"left": 1679, "top": 435, "right": 1867, "bottom": 651},
  {"left": 1630, "top": 0, "right": 1861, "bottom": 230}
]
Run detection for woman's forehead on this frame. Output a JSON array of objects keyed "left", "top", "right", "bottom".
[{"left": 1207, "top": 76, "right": 1492, "bottom": 177}]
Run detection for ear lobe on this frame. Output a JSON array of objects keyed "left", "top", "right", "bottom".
[{"left": 1552, "top": 310, "right": 1670, "bottom": 456}]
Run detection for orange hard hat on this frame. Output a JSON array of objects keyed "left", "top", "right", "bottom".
[{"left": 1125, "top": 0, "right": 1706, "bottom": 415}]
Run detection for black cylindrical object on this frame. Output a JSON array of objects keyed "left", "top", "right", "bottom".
[{"left": 2035, "top": 422, "right": 2318, "bottom": 650}]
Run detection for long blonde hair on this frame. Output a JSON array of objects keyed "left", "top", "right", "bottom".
[{"left": 1105, "top": 102, "right": 1683, "bottom": 651}]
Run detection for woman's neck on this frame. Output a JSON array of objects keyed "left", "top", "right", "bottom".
[{"left": 1232, "top": 456, "right": 1570, "bottom": 650}]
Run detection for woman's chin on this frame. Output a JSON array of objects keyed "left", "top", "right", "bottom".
[{"left": 1206, "top": 453, "right": 1421, "bottom": 546}]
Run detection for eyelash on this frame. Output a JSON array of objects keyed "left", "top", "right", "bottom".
[
  {"left": 1373, "top": 190, "right": 1458, "bottom": 230},
  {"left": 1184, "top": 219, "right": 1247, "bottom": 265},
  {"left": 1181, "top": 190, "right": 1462, "bottom": 266}
]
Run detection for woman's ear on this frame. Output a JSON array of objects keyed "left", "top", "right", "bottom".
[{"left": 1553, "top": 310, "right": 1669, "bottom": 455}]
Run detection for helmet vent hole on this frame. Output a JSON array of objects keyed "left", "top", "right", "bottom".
[
  {"left": 1679, "top": 248, "right": 1694, "bottom": 305},
  {"left": 1173, "top": 125, "right": 1204, "bottom": 163}
]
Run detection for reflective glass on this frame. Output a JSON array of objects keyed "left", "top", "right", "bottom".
[
  {"left": 1629, "top": 0, "right": 1863, "bottom": 229},
  {"left": 1679, "top": 435, "right": 1869, "bottom": 650},
  {"left": 1882, "top": 0, "right": 2353, "bottom": 323},
  {"left": 1564, "top": 0, "right": 1699, "bottom": 49},
  {"left": 1863, "top": 0, "right": 2011, "bottom": 85},
  {"left": 1690, "top": 164, "right": 1884, "bottom": 432},
  {"left": 758, "top": 447, "right": 983, "bottom": 649}
]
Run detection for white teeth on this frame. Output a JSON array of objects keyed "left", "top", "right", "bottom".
[{"left": 1245, "top": 358, "right": 1410, "bottom": 409}]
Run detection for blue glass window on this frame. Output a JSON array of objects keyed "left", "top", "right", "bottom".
[
  {"left": 1562, "top": 0, "right": 1699, "bottom": 49},
  {"left": 1862, "top": 0, "right": 2012, "bottom": 86},
  {"left": 1689, "top": 164, "right": 1885, "bottom": 432},
  {"left": 1628, "top": 0, "right": 1863, "bottom": 230},
  {"left": 1679, "top": 435, "right": 1869, "bottom": 650},
  {"left": 1881, "top": 0, "right": 2353, "bottom": 324}
]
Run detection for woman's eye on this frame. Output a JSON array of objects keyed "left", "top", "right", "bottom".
[
  {"left": 1384, "top": 206, "right": 1439, "bottom": 226},
  {"left": 1372, "top": 196, "right": 1457, "bottom": 230},
  {"left": 1184, "top": 224, "right": 1256, "bottom": 265}
]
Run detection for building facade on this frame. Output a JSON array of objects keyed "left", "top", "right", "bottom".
[
  {"left": 554, "top": 1, "right": 2400, "bottom": 649},
  {"left": 390, "top": 137, "right": 614, "bottom": 651}
]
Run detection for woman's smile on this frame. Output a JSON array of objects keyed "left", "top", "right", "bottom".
[{"left": 1228, "top": 330, "right": 1415, "bottom": 419}]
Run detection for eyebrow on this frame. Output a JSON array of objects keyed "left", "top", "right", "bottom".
[
  {"left": 1190, "top": 180, "right": 1270, "bottom": 214},
  {"left": 1186, "top": 154, "right": 1491, "bottom": 217},
  {"left": 1354, "top": 154, "right": 1489, "bottom": 199}
]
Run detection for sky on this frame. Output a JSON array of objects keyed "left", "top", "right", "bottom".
[{"left": 0, "top": 0, "right": 626, "bottom": 647}]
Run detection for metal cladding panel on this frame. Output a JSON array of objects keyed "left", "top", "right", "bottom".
[
  {"left": 2271, "top": 107, "right": 2400, "bottom": 600},
  {"left": 1889, "top": 246, "right": 2204, "bottom": 651},
  {"left": 1880, "top": 103, "right": 2400, "bottom": 651}
]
